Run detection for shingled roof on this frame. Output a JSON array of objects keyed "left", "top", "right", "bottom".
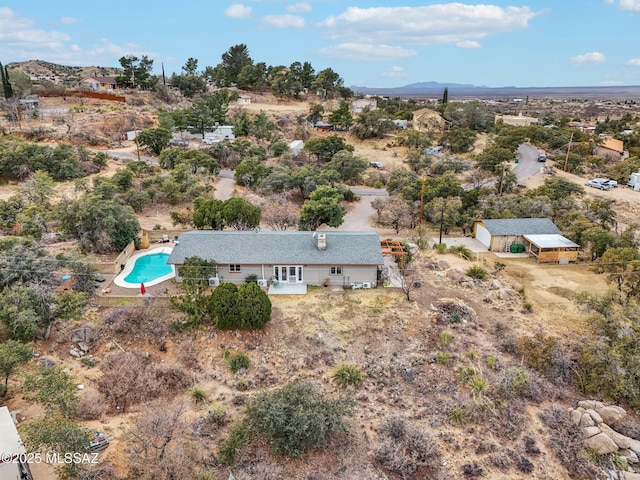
[
  {"left": 167, "top": 231, "right": 384, "bottom": 266},
  {"left": 479, "top": 218, "right": 560, "bottom": 236}
]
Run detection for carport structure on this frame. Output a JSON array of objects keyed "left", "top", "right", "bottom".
[{"left": 523, "top": 234, "right": 579, "bottom": 264}]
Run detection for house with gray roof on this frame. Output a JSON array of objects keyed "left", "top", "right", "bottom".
[
  {"left": 167, "top": 231, "right": 384, "bottom": 291},
  {"left": 473, "top": 218, "right": 561, "bottom": 252}
]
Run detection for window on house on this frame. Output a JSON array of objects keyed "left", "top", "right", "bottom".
[
  {"left": 330, "top": 266, "right": 343, "bottom": 275},
  {"left": 229, "top": 264, "right": 241, "bottom": 273}
]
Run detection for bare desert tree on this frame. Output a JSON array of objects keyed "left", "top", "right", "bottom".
[
  {"left": 377, "top": 196, "right": 414, "bottom": 233},
  {"left": 127, "top": 401, "right": 194, "bottom": 480},
  {"left": 389, "top": 259, "right": 422, "bottom": 301},
  {"left": 262, "top": 198, "right": 299, "bottom": 230}
]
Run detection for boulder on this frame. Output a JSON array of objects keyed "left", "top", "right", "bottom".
[
  {"left": 586, "top": 409, "right": 604, "bottom": 425},
  {"left": 584, "top": 432, "right": 618, "bottom": 455},
  {"left": 596, "top": 405, "right": 627, "bottom": 426},
  {"left": 600, "top": 423, "right": 632, "bottom": 449},
  {"left": 627, "top": 438, "right": 640, "bottom": 456},
  {"left": 437, "top": 259, "right": 450, "bottom": 270},
  {"left": 78, "top": 342, "right": 90, "bottom": 353},
  {"left": 621, "top": 449, "right": 639, "bottom": 464},
  {"left": 69, "top": 349, "right": 81, "bottom": 358},
  {"left": 570, "top": 409, "right": 582, "bottom": 426},
  {"left": 621, "top": 473, "right": 640, "bottom": 480},
  {"left": 579, "top": 413, "right": 595, "bottom": 427},
  {"left": 581, "top": 426, "right": 601, "bottom": 438},
  {"left": 498, "top": 289, "right": 512, "bottom": 300},
  {"left": 491, "top": 279, "right": 504, "bottom": 289},
  {"left": 578, "top": 400, "right": 604, "bottom": 410}
]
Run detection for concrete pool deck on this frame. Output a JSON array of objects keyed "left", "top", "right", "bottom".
[{"left": 113, "top": 246, "right": 175, "bottom": 289}]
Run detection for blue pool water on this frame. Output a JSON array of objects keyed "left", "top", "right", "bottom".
[{"left": 124, "top": 253, "right": 172, "bottom": 284}]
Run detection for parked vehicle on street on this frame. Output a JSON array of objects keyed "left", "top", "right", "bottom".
[
  {"left": 369, "top": 162, "right": 384, "bottom": 169},
  {"left": 537, "top": 154, "right": 547, "bottom": 162},
  {"left": 586, "top": 178, "right": 613, "bottom": 190}
]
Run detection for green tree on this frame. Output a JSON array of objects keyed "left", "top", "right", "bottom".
[
  {"left": 442, "top": 86, "right": 448, "bottom": 105},
  {"left": 115, "top": 55, "right": 156, "bottom": 89},
  {"left": 208, "top": 282, "right": 239, "bottom": 329},
  {"left": 221, "top": 198, "right": 261, "bottom": 230},
  {"left": 236, "top": 282, "right": 271, "bottom": 329},
  {"left": 24, "top": 418, "right": 92, "bottom": 478},
  {"left": 594, "top": 247, "right": 640, "bottom": 303},
  {"left": 235, "top": 157, "right": 271, "bottom": 187},
  {"left": 0, "top": 61, "right": 14, "bottom": 98},
  {"left": 237, "top": 62, "right": 267, "bottom": 90},
  {"left": 211, "top": 43, "right": 253, "bottom": 86},
  {"left": 307, "top": 103, "right": 324, "bottom": 124},
  {"left": 441, "top": 126, "right": 477, "bottom": 153},
  {"left": 245, "top": 381, "right": 353, "bottom": 457},
  {"left": 170, "top": 57, "right": 206, "bottom": 98},
  {"left": 137, "top": 128, "right": 172, "bottom": 155},
  {"left": 351, "top": 109, "right": 396, "bottom": 140},
  {"left": 20, "top": 170, "right": 56, "bottom": 206},
  {"left": 426, "top": 197, "right": 463, "bottom": 243},
  {"left": 172, "top": 256, "right": 218, "bottom": 327},
  {"left": 250, "top": 111, "right": 275, "bottom": 143},
  {"left": 57, "top": 196, "right": 141, "bottom": 253},
  {"left": 328, "top": 101, "right": 353, "bottom": 130},
  {"left": 299, "top": 185, "right": 346, "bottom": 231},
  {"left": 0, "top": 340, "right": 32, "bottom": 390},
  {"left": 193, "top": 198, "right": 225, "bottom": 230},
  {"left": 24, "top": 366, "right": 79, "bottom": 417},
  {"left": 304, "top": 135, "right": 354, "bottom": 162},
  {"left": 323, "top": 150, "right": 368, "bottom": 183},
  {"left": 292, "top": 166, "right": 341, "bottom": 199}
]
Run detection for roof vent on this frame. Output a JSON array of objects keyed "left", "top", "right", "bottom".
[{"left": 317, "top": 233, "right": 327, "bottom": 250}]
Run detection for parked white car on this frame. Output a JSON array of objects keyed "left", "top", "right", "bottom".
[{"left": 586, "top": 178, "right": 613, "bottom": 190}]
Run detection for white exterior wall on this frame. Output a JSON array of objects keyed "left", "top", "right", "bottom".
[{"left": 475, "top": 225, "right": 491, "bottom": 249}]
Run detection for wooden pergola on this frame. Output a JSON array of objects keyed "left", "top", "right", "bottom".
[{"left": 380, "top": 240, "right": 408, "bottom": 256}]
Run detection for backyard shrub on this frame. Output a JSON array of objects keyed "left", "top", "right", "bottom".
[
  {"left": 244, "top": 381, "right": 354, "bottom": 458},
  {"left": 208, "top": 282, "right": 239, "bottom": 329},
  {"left": 375, "top": 416, "right": 441, "bottom": 477},
  {"left": 448, "top": 245, "right": 475, "bottom": 260},
  {"left": 465, "top": 265, "right": 488, "bottom": 280},
  {"left": 236, "top": 282, "right": 272, "bottom": 329},
  {"left": 224, "top": 351, "right": 250, "bottom": 374},
  {"left": 332, "top": 364, "right": 365, "bottom": 389}
]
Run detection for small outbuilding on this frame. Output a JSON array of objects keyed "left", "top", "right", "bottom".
[
  {"left": 523, "top": 234, "right": 579, "bottom": 264},
  {"left": 473, "top": 218, "right": 560, "bottom": 252},
  {"left": 289, "top": 140, "right": 304, "bottom": 156},
  {"left": 0, "top": 406, "right": 34, "bottom": 480}
]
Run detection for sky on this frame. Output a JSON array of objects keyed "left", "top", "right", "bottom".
[{"left": 1, "top": 1, "right": 640, "bottom": 88}]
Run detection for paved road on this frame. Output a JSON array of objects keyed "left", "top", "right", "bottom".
[{"left": 514, "top": 143, "right": 544, "bottom": 181}]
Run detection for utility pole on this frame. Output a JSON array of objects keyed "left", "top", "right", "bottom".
[
  {"left": 418, "top": 176, "right": 425, "bottom": 226},
  {"left": 498, "top": 163, "right": 506, "bottom": 196},
  {"left": 563, "top": 132, "right": 574, "bottom": 172}
]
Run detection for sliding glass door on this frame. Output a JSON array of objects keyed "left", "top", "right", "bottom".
[{"left": 274, "top": 266, "right": 303, "bottom": 284}]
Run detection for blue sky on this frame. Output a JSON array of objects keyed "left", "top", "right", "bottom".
[{"left": 1, "top": 1, "right": 640, "bottom": 88}]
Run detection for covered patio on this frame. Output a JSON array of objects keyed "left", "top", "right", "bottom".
[{"left": 523, "top": 234, "right": 579, "bottom": 264}]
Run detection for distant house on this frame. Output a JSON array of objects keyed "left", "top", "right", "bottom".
[
  {"left": 81, "top": 76, "right": 117, "bottom": 91},
  {"left": 236, "top": 94, "right": 251, "bottom": 106},
  {"left": 352, "top": 98, "right": 377, "bottom": 113},
  {"left": 204, "top": 125, "right": 235, "bottom": 141},
  {"left": 595, "top": 136, "right": 624, "bottom": 160},
  {"left": 412, "top": 108, "right": 451, "bottom": 133},
  {"left": 391, "top": 119, "right": 408, "bottom": 129},
  {"left": 495, "top": 113, "right": 539, "bottom": 127},
  {"left": 0, "top": 406, "right": 34, "bottom": 480},
  {"left": 473, "top": 218, "right": 579, "bottom": 263},
  {"left": 167, "top": 231, "right": 384, "bottom": 291},
  {"left": 314, "top": 121, "right": 333, "bottom": 132},
  {"left": 289, "top": 140, "right": 304, "bottom": 156}
]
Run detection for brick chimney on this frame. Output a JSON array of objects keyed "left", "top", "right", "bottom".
[{"left": 317, "top": 233, "right": 327, "bottom": 250}]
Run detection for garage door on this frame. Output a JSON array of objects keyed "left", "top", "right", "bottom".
[{"left": 475, "top": 225, "right": 491, "bottom": 249}]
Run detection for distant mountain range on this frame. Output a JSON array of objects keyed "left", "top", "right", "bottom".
[{"left": 351, "top": 81, "right": 640, "bottom": 99}]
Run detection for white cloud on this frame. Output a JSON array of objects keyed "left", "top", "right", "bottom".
[
  {"left": 381, "top": 66, "right": 408, "bottom": 78},
  {"left": 286, "top": 3, "right": 312, "bottom": 14},
  {"left": 261, "top": 14, "right": 305, "bottom": 29},
  {"left": 456, "top": 40, "right": 481, "bottom": 48},
  {"left": 0, "top": 7, "right": 71, "bottom": 55},
  {"left": 317, "top": 43, "right": 417, "bottom": 61},
  {"left": 609, "top": 0, "right": 640, "bottom": 11},
  {"left": 570, "top": 52, "right": 606, "bottom": 65},
  {"left": 318, "top": 4, "right": 540, "bottom": 45},
  {"left": 59, "top": 16, "right": 81, "bottom": 25},
  {"left": 626, "top": 58, "right": 640, "bottom": 66},
  {"left": 225, "top": 4, "right": 252, "bottom": 19}
]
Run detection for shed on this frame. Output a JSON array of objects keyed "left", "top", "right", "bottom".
[
  {"left": 523, "top": 234, "right": 579, "bottom": 263},
  {"left": 236, "top": 94, "right": 251, "bottom": 105},
  {"left": 473, "top": 218, "right": 560, "bottom": 252},
  {"left": 289, "top": 140, "right": 304, "bottom": 156}
]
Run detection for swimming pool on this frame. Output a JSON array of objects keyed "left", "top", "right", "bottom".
[{"left": 113, "top": 247, "right": 175, "bottom": 288}]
